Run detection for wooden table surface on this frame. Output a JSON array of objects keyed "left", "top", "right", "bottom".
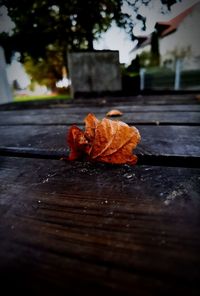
[{"left": 0, "top": 94, "right": 200, "bottom": 295}]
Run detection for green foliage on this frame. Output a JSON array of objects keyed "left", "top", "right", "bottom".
[
  {"left": 0, "top": 0, "right": 125, "bottom": 89},
  {"left": 0, "top": 0, "right": 125, "bottom": 60},
  {"left": 14, "top": 94, "right": 71, "bottom": 102},
  {"left": 24, "top": 46, "right": 63, "bottom": 90},
  {"left": 126, "top": 55, "right": 140, "bottom": 73},
  {"left": 0, "top": 0, "right": 180, "bottom": 89},
  {"left": 138, "top": 51, "right": 152, "bottom": 67}
]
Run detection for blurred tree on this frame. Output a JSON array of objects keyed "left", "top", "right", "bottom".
[
  {"left": 23, "top": 47, "right": 64, "bottom": 91},
  {"left": 75, "top": 0, "right": 126, "bottom": 50},
  {"left": 138, "top": 51, "right": 152, "bottom": 67},
  {"left": 123, "top": 0, "right": 181, "bottom": 40},
  {"left": 0, "top": 0, "right": 125, "bottom": 89},
  {"left": 0, "top": 0, "right": 181, "bottom": 89},
  {"left": 124, "top": 0, "right": 181, "bottom": 66},
  {"left": 0, "top": 0, "right": 125, "bottom": 59},
  {"left": 161, "top": 0, "right": 177, "bottom": 11},
  {"left": 126, "top": 54, "right": 140, "bottom": 72}
]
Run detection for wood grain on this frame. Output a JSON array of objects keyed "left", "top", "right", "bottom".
[
  {"left": 0, "top": 125, "right": 200, "bottom": 158},
  {"left": 1, "top": 93, "right": 200, "bottom": 295},
  {"left": 0, "top": 109, "right": 200, "bottom": 125},
  {"left": 0, "top": 156, "right": 200, "bottom": 295}
]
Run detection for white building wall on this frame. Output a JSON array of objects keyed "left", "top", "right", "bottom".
[{"left": 160, "top": 3, "right": 200, "bottom": 70}]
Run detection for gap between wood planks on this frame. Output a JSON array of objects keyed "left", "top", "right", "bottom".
[
  {"left": 1, "top": 122, "right": 200, "bottom": 126},
  {"left": 0, "top": 147, "right": 199, "bottom": 168}
]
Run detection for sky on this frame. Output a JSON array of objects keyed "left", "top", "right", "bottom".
[
  {"left": 1, "top": 0, "right": 200, "bottom": 88},
  {"left": 94, "top": 0, "right": 200, "bottom": 63}
]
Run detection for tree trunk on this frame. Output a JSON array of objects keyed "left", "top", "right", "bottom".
[{"left": 87, "top": 30, "right": 94, "bottom": 51}]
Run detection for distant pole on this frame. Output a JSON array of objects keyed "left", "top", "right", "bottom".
[
  {"left": 174, "top": 59, "right": 181, "bottom": 90},
  {"left": 140, "top": 68, "right": 146, "bottom": 91}
]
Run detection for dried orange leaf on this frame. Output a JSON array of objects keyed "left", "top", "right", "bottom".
[
  {"left": 89, "top": 118, "right": 140, "bottom": 164},
  {"left": 67, "top": 113, "right": 141, "bottom": 165},
  {"left": 67, "top": 125, "right": 88, "bottom": 160},
  {"left": 84, "top": 113, "right": 99, "bottom": 141},
  {"left": 106, "top": 109, "right": 123, "bottom": 117},
  {"left": 90, "top": 118, "right": 118, "bottom": 158}
]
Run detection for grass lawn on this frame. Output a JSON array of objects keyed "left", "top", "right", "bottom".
[{"left": 14, "top": 94, "right": 71, "bottom": 102}]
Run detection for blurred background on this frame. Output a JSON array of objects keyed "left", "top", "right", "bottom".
[{"left": 0, "top": 0, "right": 200, "bottom": 102}]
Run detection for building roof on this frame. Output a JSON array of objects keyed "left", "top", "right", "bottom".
[
  {"left": 155, "top": 2, "right": 199, "bottom": 37},
  {"left": 132, "top": 1, "right": 199, "bottom": 51},
  {"left": 134, "top": 35, "right": 152, "bottom": 50}
]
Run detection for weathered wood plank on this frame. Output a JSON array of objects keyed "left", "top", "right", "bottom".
[
  {"left": 0, "top": 110, "right": 200, "bottom": 125},
  {"left": 1, "top": 147, "right": 199, "bottom": 168},
  {"left": 48, "top": 104, "right": 200, "bottom": 112},
  {"left": 0, "top": 156, "right": 200, "bottom": 295},
  {"left": 0, "top": 93, "right": 199, "bottom": 295},
  {"left": 0, "top": 125, "right": 199, "bottom": 159},
  {"left": 1, "top": 104, "right": 200, "bottom": 113},
  {"left": 0, "top": 94, "right": 199, "bottom": 111},
  {"left": 71, "top": 94, "right": 200, "bottom": 106}
]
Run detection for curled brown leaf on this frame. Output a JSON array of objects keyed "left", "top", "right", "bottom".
[
  {"left": 67, "top": 113, "right": 141, "bottom": 165},
  {"left": 106, "top": 109, "right": 123, "bottom": 117}
]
